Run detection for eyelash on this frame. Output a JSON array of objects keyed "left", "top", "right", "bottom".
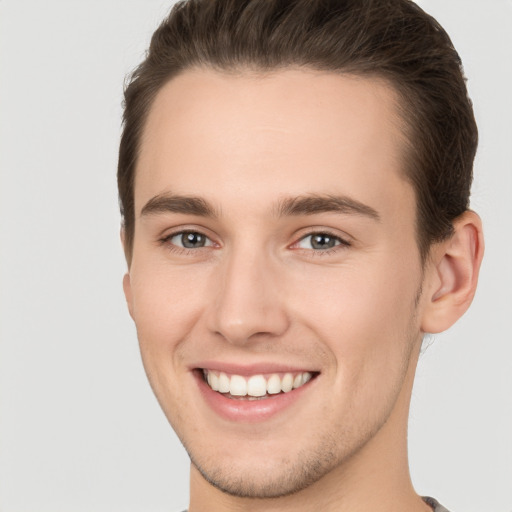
[
  {"left": 158, "top": 230, "right": 352, "bottom": 255},
  {"left": 158, "top": 230, "right": 216, "bottom": 256},
  {"left": 291, "top": 231, "right": 352, "bottom": 256}
]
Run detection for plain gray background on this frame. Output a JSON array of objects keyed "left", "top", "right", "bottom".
[{"left": 0, "top": 1, "right": 511, "bottom": 511}]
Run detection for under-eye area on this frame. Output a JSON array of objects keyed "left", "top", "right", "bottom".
[{"left": 200, "top": 369, "right": 319, "bottom": 400}]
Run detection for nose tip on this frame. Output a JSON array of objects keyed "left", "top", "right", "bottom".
[
  {"left": 208, "top": 255, "right": 289, "bottom": 345},
  {"left": 215, "top": 314, "right": 279, "bottom": 345}
]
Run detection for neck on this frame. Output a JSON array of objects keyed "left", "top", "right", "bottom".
[{"left": 188, "top": 343, "right": 430, "bottom": 512}]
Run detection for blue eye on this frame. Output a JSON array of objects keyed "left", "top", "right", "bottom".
[
  {"left": 169, "top": 231, "right": 213, "bottom": 249},
  {"left": 297, "top": 233, "right": 347, "bottom": 250}
]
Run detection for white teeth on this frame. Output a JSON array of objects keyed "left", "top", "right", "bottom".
[
  {"left": 267, "top": 374, "right": 281, "bottom": 394},
  {"left": 207, "top": 371, "right": 219, "bottom": 391},
  {"left": 281, "top": 373, "right": 293, "bottom": 392},
  {"left": 247, "top": 375, "right": 267, "bottom": 397},
  {"left": 204, "top": 370, "right": 314, "bottom": 397},
  {"left": 218, "top": 372, "right": 230, "bottom": 393},
  {"left": 293, "top": 373, "right": 303, "bottom": 389},
  {"left": 229, "top": 375, "right": 247, "bottom": 396}
]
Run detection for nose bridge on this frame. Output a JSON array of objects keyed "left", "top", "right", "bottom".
[{"left": 209, "top": 241, "right": 289, "bottom": 344}]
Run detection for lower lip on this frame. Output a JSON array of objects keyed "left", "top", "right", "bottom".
[{"left": 194, "top": 371, "right": 317, "bottom": 423}]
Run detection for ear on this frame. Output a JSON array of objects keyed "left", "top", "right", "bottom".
[
  {"left": 421, "top": 210, "right": 484, "bottom": 334},
  {"left": 120, "top": 227, "right": 134, "bottom": 319}
]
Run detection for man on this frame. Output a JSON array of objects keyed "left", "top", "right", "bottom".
[{"left": 118, "top": 0, "right": 484, "bottom": 510}]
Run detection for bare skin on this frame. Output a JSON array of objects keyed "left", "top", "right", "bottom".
[{"left": 122, "top": 68, "right": 483, "bottom": 511}]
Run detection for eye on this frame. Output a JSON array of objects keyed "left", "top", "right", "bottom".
[
  {"left": 295, "top": 232, "right": 349, "bottom": 250},
  {"left": 168, "top": 231, "right": 213, "bottom": 249}
]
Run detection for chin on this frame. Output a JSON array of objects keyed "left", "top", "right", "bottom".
[
  {"left": 180, "top": 419, "right": 372, "bottom": 500},
  {"left": 189, "top": 449, "right": 337, "bottom": 499}
]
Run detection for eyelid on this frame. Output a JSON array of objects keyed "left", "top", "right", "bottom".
[
  {"left": 157, "top": 225, "right": 352, "bottom": 254},
  {"left": 168, "top": 231, "right": 214, "bottom": 248},
  {"left": 290, "top": 229, "right": 352, "bottom": 251},
  {"left": 159, "top": 224, "right": 216, "bottom": 240},
  {"left": 158, "top": 226, "right": 220, "bottom": 252}
]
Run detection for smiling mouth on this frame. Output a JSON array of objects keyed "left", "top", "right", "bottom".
[{"left": 201, "top": 369, "right": 317, "bottom": 400}]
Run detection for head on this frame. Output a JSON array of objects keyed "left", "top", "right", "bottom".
[{"left": 118, "top": 0, "right": 483, "bottom": 505}]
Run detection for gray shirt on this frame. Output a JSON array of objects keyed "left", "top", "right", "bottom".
[
  {"left": 424, "top": 496, "right": 451, "bottom": 511},
  {"left": 181, "top": 497, "right": 450, "bottom": 511}
]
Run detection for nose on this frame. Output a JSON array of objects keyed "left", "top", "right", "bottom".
[{"left": 207, "top": 247, "right": 290, "bottom": 345}]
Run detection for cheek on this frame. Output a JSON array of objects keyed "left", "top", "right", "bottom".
[
  {"left": 129, "top": 261, "right": 210, "bottom": 366},
  {"left": 127, "top": 261, "right": 213, "bottom": 429},
  {"left": 296, "top": 256, "right": 418, "bottom": 329},
  {"left": 290, "top": 255, "right": 421, "bottom": 387}
]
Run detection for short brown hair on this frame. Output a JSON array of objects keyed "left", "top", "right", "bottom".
[{"left": 118, "top": 0, "right": 477, "bottom": 264}]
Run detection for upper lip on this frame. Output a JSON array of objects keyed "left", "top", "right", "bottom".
[{"left": 192, "top": 361, "right": 319, "bottom": 376}]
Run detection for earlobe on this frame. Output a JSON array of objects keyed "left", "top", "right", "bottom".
[{"left": 421, "top": 210, "right": 484, "bottom": 334}]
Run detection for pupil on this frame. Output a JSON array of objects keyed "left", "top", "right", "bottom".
[
  {"left": 182, "top": 232, "right": 205, "bottom": 248},
  {"left": 312, "top": 234, "right": 335, "bottom": 249}
]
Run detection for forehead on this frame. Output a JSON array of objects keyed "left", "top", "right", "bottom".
[{"left": 135, "top": 68, "right": 412, "bottom": 221}]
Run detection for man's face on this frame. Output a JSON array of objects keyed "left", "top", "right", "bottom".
[{"left": 125, "top": 68, "right": 429, "bottom": 498}]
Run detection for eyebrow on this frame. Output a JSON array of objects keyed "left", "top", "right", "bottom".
[
  {"left": 276, "top": 194, "right": 380, "bottom": 221},
  {"left": 140, "top": 193, "right": 219, "bottom": 218},
  {"left": 140, "top": 192, "right": 380, "bottom": 221}
]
